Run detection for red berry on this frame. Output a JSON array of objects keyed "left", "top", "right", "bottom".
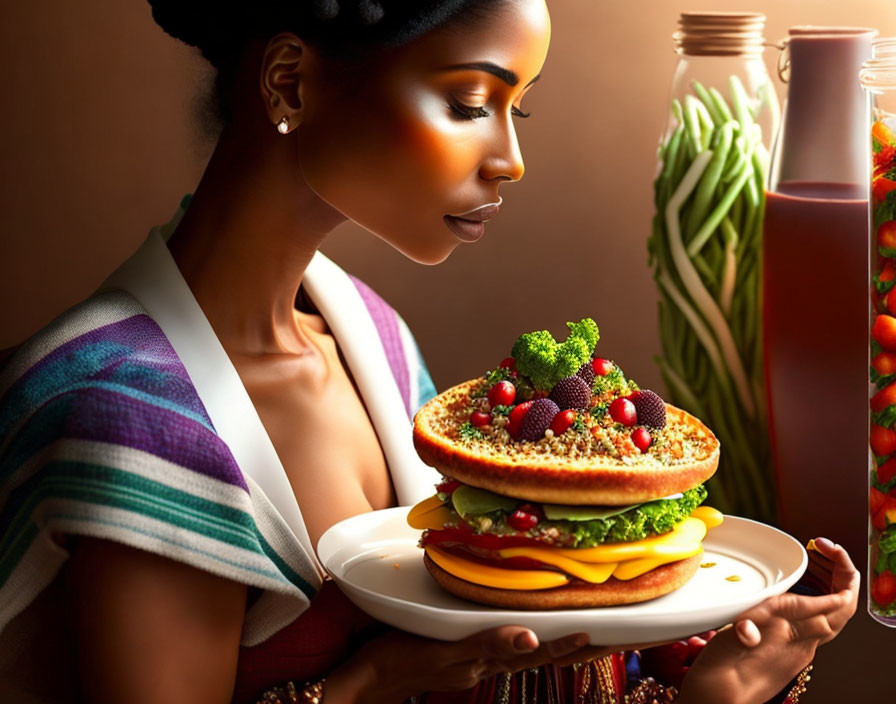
[
  {"left": 550, "top": 409, "right": 577, "bottom": 435},
  {"left": 508, "top": 508, "right": 540, "bottom": 531},
  {"left": 632, "top": 427, "right": 652, "bottom": 453},
  {"left": 470, "top": 411, "right": 492, "bottom": 427},
  {"left": 592, "top": 358, "right": 614, "bottom": 376},
  {"left": 609, "top": 397, "right": 637, "bottom": 426},
  {"left": 507, "top": 401, "right": 534, "bottom": 438},
  {"left": 488, "top": 380, "right": 516, "bottom": 407},
  {"left": 872, "top": 570, "right": 896, "bottom": 607},
  {"left": 436, "top": 479, "right": 461, "bottom": 494},
  {"left": 499, "top": 357, "right": 516, "bottom": 370}
]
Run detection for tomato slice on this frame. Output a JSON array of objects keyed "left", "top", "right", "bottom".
[{"left": 422, "top": 525, "right": 560, "bottom": 550}]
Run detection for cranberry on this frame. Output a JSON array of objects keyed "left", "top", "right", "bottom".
[
  {"left": 470, "top": 411, "right": 492, "bottom": 427},
  {"left": 488, "top": 380, "right": 516, "bottom": 407},
  {"left": 632, "top": 427, "right": 652, "bottom": 453},
  {"left": 609, "top": 397, "right": 637, "bottom": 426},
  {"left": 508, "top": 508, "right": 540, "bottom": 531},
  {"left": 592, "top": 358, "right": 614, "bottom": 376},
  {"left": 507, "top": 401, "right": 534, "bottom": 438},
  {"left": 550, "top": 409, "right": 577, "bottom": 435},
  {"left": 499, "top": 357, "right": 516, "bottom": 370}
]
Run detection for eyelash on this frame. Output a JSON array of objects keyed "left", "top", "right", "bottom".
[{"left": 449, "top": 101, "right": 531, "bottom": 120}]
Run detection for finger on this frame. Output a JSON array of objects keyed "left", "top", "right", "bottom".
[
  {"left": 813, "top": 537, "right": 861, "bottom": 594},
  {"left": 737, "top": 591, "right": 848, "bottom": 624},
  {"left": 735, "top": 618, "right": 762, "bottom": 647},
  {"left": 453, "top": 626, "right": 539, "bottom": 663},
  {"left": 504, "top": 632, "right": 591, "bottom": 671},
  {"left": 542, "top": 632, "right": 590, "bottom": 658},
  {"left": 790, "top": 613, "right": 836, "bottom": 644}
]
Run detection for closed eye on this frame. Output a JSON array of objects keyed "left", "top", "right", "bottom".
[{"left": 449, "top": 101, "right": 531, "bottom": 120}]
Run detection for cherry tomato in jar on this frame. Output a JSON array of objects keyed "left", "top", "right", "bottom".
[
  {"left": 871, "top": 570, "right": 896, "bottom": 607},
  {"left": 878, "top": 457, "right": 896, "bottom": 485},
  {"left": 873, "top": 315, "right": 896, "bottom": 352},
  {"left": 871, "top": 424, "right": 896, "bottom": 456},
  {"left": 872, "top": 486, "right": 886, "bottom": 515},
  {"left": 872, "top": 352, "right": 896, "bottom": 377},
  {"left": 871, "top": 382, "right": 896, "bottom": 412},
  {"left": 872, "top": 177, "right": 896, "bottom": 205},
  {"left": 879, "top": 221, "right": 896, "bottom": 253}
]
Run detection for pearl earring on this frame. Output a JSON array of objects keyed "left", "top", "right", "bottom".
[{"left": 277, "top": 116, "right": 289, "bottom": 134}]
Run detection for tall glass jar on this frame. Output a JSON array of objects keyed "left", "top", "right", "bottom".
[
  {"left": 649, "top": 12, "right": 779, "bottom": 521},
  {"left": 861, "top": 37, "right": 896, "bottom": 626}
]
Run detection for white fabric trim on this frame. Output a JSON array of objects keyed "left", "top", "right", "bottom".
[{"left": 101, "top": 230, "right": 325, "bottom": 578}]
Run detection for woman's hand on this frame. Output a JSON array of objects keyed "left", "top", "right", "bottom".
[
  {"left": 679, "top": 537, "right": 860, "bottom": 704},
  {"left": 326, "top": 625, "right": 657, "bottom": 703}
]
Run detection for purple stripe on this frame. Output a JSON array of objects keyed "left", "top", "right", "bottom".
[
  {"left": 6, "top": 313, "right": 209, "bottom": 423},
  {"left": 61, "top": 386, "right": 248, "bottom": 490},
  {"left": 348, "top": 276, "right": 411, "bottom": 417}
]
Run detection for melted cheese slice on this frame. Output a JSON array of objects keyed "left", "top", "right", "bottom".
[
  {"left": 418, "top": 507, "right": 722, "bottom": 589},
  {"left": 407, "top": 495, "right": 453, "bottom": 530},
  {"left": 425, "top": 545, "right": 570, "bottom": 590}
]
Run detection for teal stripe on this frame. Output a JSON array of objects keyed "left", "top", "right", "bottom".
[
  {"left": 0, "top": 463, "right": 256, "bottom": 555},
  {"left": 0, "top": 512, "right": 294, "bottom": 593},
  {"left": 415, "top": 345, "right": 437, "bottom": 408},
  {"left": 0, "top": 462, "right": 313, "bottom": 596}
]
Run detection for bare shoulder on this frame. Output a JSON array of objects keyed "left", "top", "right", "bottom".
[{"left": 65, "top": 537, "right": 248, "bottom": 704}]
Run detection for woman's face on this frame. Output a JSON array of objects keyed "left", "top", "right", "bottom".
[{"left": 296, "top": 0, "right": 551, "bottom": 264}]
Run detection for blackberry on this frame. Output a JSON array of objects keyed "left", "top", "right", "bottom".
[
  {"left": 519, "top": 398, "right": 560, "bottom": 441},
  {"left": 549, "top": 375, "right": 591, "bottom": 411},
  {"left": 631, "top": 389, "right": 666, "bottom": 429},
  {"left": 576, "top": 360, "right": 595, "bottom": 386}
]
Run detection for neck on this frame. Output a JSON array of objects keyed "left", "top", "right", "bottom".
[{"left": 167, "top": 122, "right": 347, "bottom": 356}]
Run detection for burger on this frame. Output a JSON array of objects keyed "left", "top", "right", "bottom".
[{"left": 408, "top": 318, "right": 722, "bottom": 609}]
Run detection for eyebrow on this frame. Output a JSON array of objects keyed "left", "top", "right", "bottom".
[{"left": 440, "top": 61, "right": 541, "bottom": 88}]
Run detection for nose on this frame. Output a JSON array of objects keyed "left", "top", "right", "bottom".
[{"left": 478, "top": 117, "right": 525, "bottom": 183}]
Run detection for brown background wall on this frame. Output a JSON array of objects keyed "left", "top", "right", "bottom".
[{"left": 1, "top": 0, "right": 894, "bottom": 699}]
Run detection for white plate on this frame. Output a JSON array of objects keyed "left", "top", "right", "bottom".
[{"left": 318, "top": 507, "right": 807, "bottom": 645}]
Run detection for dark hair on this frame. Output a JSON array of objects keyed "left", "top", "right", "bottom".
[{"left": 148, "top": 1, "right": 507, "bottom": 131}]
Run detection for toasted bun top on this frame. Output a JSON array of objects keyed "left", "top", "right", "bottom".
[{"left": 413, "top": 379, "right": 719, "bottom": 505}]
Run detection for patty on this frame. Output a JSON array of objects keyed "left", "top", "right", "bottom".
[{"left": 423, "top": 551, "right": 704, "bottom": 609}]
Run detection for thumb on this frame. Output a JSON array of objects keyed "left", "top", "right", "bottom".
[{"left": 735, "top": 619, "right": 762, "bottom": 647}]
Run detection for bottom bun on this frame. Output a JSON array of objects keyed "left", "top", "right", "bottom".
[{"left": 423, "top": 551, "right": 703, "bottom": 609}]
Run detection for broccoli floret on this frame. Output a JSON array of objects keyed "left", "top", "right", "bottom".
[
  {"left": 566, "top": 318, "right": 600, "bottom": 352},
  {"left": 510, "top": 318, "right": 601, "bottom": 392},
  {"left": 511, "top": 329, "right": 559, "bottom": 391}
]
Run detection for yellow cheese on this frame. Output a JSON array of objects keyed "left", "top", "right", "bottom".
[
  {"left": 496, "top": 547, "right": 619, "bottom": 583},
  {"left": 886, "top": 507, "right": 896, "bottom": 525},
  {"left": 416, "top": 499, "right": 721, "bottom": 589},
  {"left": 550, "top": 517, "right": 707, "bottom": 563},
  {"left": 425, "top": 546, "right": 570, "bottom": 590},
  {"left": 407, "top": 495, "right": 452, "bottom": 530},
  {"left": 611, "top": 546, "right": 703, "bottom": 580},
  {"left": 690, "top": 505, "right": 724, "bottom": 528}
]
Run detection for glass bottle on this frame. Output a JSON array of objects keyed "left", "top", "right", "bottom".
[
  {"left": 650, "top": 12, "right": 779, "bottom": 521},
  {"left": 861, "top": 37, "right": 896, "bottom": 626},
  {"left": 764, "top": 27, "right": 874, "bottom": 565}
]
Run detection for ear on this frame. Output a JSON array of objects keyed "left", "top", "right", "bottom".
[{"left": 260, "top": 33, "right": 308, "bottom": 134}]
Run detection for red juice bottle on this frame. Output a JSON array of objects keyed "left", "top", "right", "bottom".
[{"left": 763, "top": 27, "right": 874, "bottom": 564}]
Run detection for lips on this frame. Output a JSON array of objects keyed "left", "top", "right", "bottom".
[{"left": 444, "top": 201, "right": 501, "bottom": 242}]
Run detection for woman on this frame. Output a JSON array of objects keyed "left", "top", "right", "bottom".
[{"left": 0, "top": 1, "right": 858, "bottom": 702}]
